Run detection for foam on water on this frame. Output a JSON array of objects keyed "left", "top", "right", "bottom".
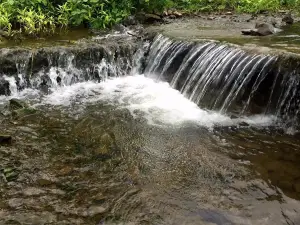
[{"left": 41, "top": 75, "right": 276, "bottom": 127}]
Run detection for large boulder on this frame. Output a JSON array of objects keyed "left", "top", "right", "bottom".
[
  {"left": 242, "top": 22, "right": 281, "bottom": 36},
  {"left": 255, "top": 22, "right": 276, "bottom": 36}
]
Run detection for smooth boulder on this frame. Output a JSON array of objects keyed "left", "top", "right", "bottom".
[{"left": 242, "top": 22, "right": 281, "bottom": 36}]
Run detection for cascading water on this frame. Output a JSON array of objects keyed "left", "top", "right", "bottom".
[
  {"left": 1, "top": 34, "right": 300, "bottom": 127},
  {"left": 1, "top": 33, "right": 300, "bottom": 225},
  {"left": 144, "top": 34, "right": 300, "bottom": 125}
]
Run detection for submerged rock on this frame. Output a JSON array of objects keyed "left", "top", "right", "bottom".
[
  {"left": 12, "top": 107, "right": 37, "bottom": 119},
  {"left": 0, "top": 134, "right": 12, "bottom": 144},
  {"left": 9, "top": 98, "right": 28, "bottom": 110},
  {"left": 95, "top": 132, "right": 116, "bottom": 157}
]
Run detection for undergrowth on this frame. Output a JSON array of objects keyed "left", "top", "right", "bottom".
[{"left": 0, "top": 0, "right": 299, "bottom": 37}]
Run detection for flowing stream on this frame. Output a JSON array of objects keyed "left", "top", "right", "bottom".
[{"left": 0, "top": 34, "right": 300, "bottom": 225}]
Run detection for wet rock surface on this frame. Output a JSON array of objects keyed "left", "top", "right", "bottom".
[{"left": 0, "top": 34, "right": 141, "bottom": 94}]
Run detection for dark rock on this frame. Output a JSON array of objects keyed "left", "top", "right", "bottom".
[
  {"left": 239, "top": 122, "right": 249, "bottom": 127},
  {"left": 123, "top": 15, "right": 138, "bottom": 26},
  {"left": 169, "top": 15, "right": 176, "bottom": 19},
  {"left": 137, "top": 13, "right": 162, "bottom": 24},
  {"left": 241, "top": 29, "right": 259, "bottom": 36},
  {"left": 0, "top": 78, "right": 10, "bottom": 96},
  {"left": 282, "top": 13, "right": 294, "bottom": 25},
  {"left": 0, "top": 134, "right": 12, "bottom": 144},
  {"left": 12, "top": 107, "right": 37, "bottom": 119},
  {"left": 230, "top": 115, "right": 239, "bottom": 119},
  {"left": 113, "top": 24, "right": 127, "bottom": 33},
  {"left": 9, "top": 98, "right": 28, "bottom": 110}
]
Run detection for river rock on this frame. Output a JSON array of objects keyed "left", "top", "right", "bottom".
[
  {"left": 123, "top": 15, "right": 138, "bottom": 26},
  {"left": 242, "top": 22, "right": 279, "bottom": 36},
  {"left": 282, "top": 13, "right": 294, "bottom": 25},
  {"left": 9, "top": 98, "right": 28, "bottom": 110},
  {"left": 95, "top": 132, "right": 115, "bottom": 156},
  {"left": 139, "top": 13, "right": 162, "bottom": 24},
  {"left": 12, "top": 107, "right": 37, "bottom": 119},
  {"left": 255, "top": 22, "right": 276, "bottom": 36},
  {"left": 0, "top": 78, "right": 10, "bottom": 96},
  {"left": 0, "top": 134, "right": 12, "bottom": 144}
]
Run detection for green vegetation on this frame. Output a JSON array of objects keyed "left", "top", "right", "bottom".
[{"left": 0, "top": 0, "right": 299, "bottom": 37}]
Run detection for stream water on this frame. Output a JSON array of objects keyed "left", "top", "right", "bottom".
[{"left": 0, "top": 33, "right": 300, "bottom": 225}]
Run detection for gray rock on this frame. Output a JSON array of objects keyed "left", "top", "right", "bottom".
[
  {"left": 282, "top": 13, "right": 294, "bottom": 24},
  {"left": 242, "top": 22, "right": 281, "bottom": 36},
  {"left": 255, "top": 22, "right": 275, "bottom": 36}
]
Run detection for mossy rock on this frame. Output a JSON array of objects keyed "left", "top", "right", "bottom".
[
  {"left": 12, "top": 107, "right": 37, "bottom": 119},
  {"left": 9, "top": 98, "right": 28, "bottom": 110}
]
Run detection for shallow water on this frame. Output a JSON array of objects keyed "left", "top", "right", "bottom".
[{"left": 1, "top": 75, "right": 300, "bottom": 224}]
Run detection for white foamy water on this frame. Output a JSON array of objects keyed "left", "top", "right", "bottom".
[{"left": 40, "top": 75, "right": 276, "bottom": 127}]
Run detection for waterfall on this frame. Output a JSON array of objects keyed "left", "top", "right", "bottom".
[
  {"left": 144, "top": 35, "right": 300, "bottom": 124},
  {"left": 1, "top": 34, "right": 300, "bottom": 124}
]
